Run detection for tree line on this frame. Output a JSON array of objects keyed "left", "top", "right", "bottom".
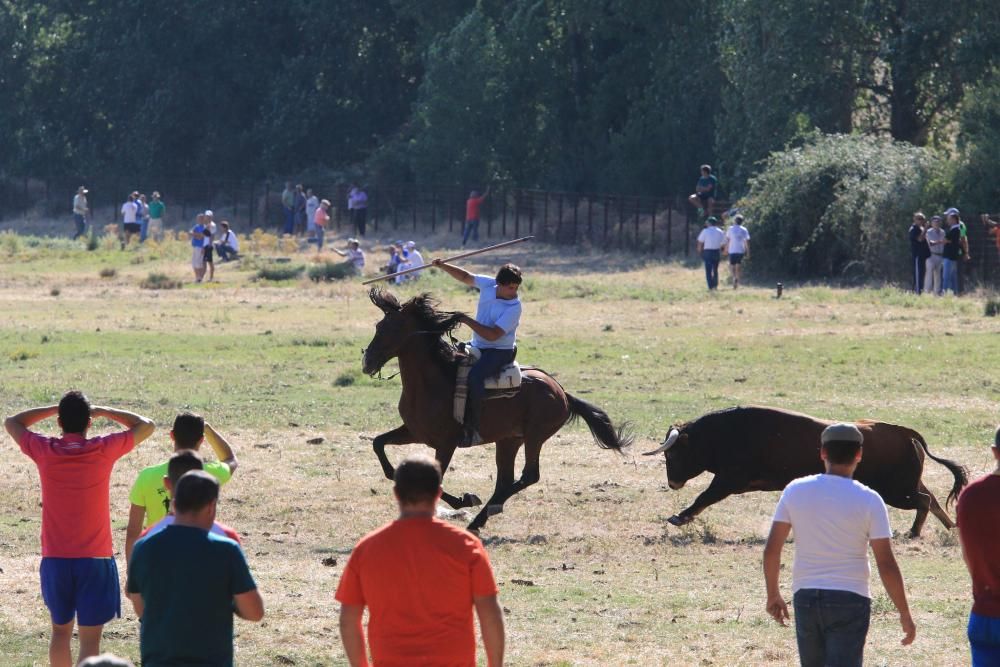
[{"left": 3, "top": 0, "right": 1000, "bottom": 210}]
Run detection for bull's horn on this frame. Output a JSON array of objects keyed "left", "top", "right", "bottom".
[{"left": 642, "top": 428, "right": 679, "bottom": 456}]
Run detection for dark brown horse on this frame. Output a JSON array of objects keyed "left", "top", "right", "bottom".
[{"left": 362, "top": 288, "right": 633, "bottom": 531}]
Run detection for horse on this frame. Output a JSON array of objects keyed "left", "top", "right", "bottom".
[{"left": 362, "top": 288, "right": 634, "bottom": 531}]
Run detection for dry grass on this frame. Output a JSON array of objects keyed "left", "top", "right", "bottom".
[{"left": 0, "top": 236, "right": 996, "bottom": 665}]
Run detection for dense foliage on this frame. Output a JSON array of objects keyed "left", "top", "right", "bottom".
[{"left": 2, "top": 0, "right": 999, "bottom": 208}]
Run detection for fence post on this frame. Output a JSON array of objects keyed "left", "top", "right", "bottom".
[
  {"left": 514, "top": 190, "right": 520, "bottom": 238},
  {"left": 411, "top": 185, "right": 417, "bottom": 232},
  {"left": 431, "top": 188, "right": 437, "bottom": 233},
  {"left": 249, "top": 182, "right": 256, "bottom": 228},
  {"left": 372, "top": 185, "right": 379, "bottom": 234},
  {"left": 541, "top": 192, "right": 548, "bottom": 240},
  {"left": 556, "top": 194, "right": 563, "bottom": 241},
  {"left": 501, "top": 188, "right": 508, "bottom": 237},
  {"left": 618, "top": 197, "right": 625, "bottom": 248},
  {"left": 685, "top": 207, "right": 692, "bottom": 256},
  {"left": 587, "top": 197, "right": 593, "bottom": 242},
  {"left": 486, "top": 192, "right": 493, "bottom": 238},
  {"left": 649, "top": 200, "right": 657, "bottom": 253},
  {"left": 571, "top": 195, "right": 578, "bottom": 244},
  {"left": 529, "top": 192, "right": 535, "bottom": 236},
  {"left": 633, "top": 199, "right": 640, "bottom": 250},
  {"left": 666, "top": 199, "right": 672, "bottom": 255}
]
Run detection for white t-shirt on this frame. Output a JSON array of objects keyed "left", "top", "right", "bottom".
[
  {"left": 697, "top": 226, "right": 726, "bottom": 250},
  {"left": 725, "top": 225, "right": 750, "bottom": 254},
  {"left": 773, "top": 474, "right": 892, "bottom": 598},
  {"left": 121, "top": 202, "right": 138, "bottom": 223},
  {"left": 218, "top": 229, "right": 239, "bottom": 251}
]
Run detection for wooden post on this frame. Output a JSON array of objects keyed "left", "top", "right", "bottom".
[
  {"left": 556, "top": 194, "right": 564, "bottom": 241},
  {"left": 633, "top": 199, "right": 640, "bottom": 249},
  {"left": 514, "top": 190, "right": 520, "bottom": 238},
  {"left": 501, "top": 188, "right": 508, "bottom": 237},
  {"left": 431, "top": 188, "right": 437, "bottom": 233},
  {"left": 411, "top": 185, "right": 417, "bottom": 231},
  {"left": 666, "top": 199, "right": 673, "bottom": 255}
]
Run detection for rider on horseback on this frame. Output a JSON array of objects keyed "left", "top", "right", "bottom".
[{"left": 432, "top": 259, "right": 522, "bottom": 447}]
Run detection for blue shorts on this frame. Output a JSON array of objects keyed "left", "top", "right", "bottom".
[{"left": 40, "top": 557, "right": 121, "bottom": 626}]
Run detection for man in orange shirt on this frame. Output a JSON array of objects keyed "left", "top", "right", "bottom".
[
  {"left": 463, "top": 186, "right": 490, "bottom": 247},
  {"left": 336, "top": 454, "right": 505, "bottom": 667},
  {"left": 5, "top": 391, "right": 155, "bottom": 667}
]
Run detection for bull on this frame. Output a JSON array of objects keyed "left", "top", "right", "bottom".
[{"left": 644, "top": 406, "right": 968, "bottom": 537}]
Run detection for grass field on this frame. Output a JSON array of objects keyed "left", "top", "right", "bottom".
[{"left": 0, "top": 231, "right": 997, "bottom": 666}]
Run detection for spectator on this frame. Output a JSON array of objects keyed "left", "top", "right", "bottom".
[
  {"left": 403, "top": 241, "right": 425, "bottom": 282},
  {"left": 147, "top": 191, "right": 165, "bottom": 242},
  {"left": 138, "top": 194, "right": 150, "bottom": 243},
  {"left": 909, "top": 212, "right": 930, "bottom": 294},
  {"left": 943, "top": 209, "right": 963, "bottom": 295},
  {"left": 333, "top": 238, "right": 365, "bottom": 274},
  {"left": 305, "top": 188, "right": 320, "bottom": 238},
  {"left": 203, "top": 211, "right": 216, "bottom": 282},
  {"left": 140, "top": 450, "right": 241, "bottom": 544},
  {"left": 697, "top": 216, "right": 725, "bottom": 290},
  {"left": 190, "top": 214, "right": 207, "bottom": 283},
  {"left": 281, "top": 181, "right": 295, "bottom": 235},
  {"left": 125, "top": 412, "right": 238, "bottom": 566},
  {"left": 4, "top": 392, "right": 154, "bottom": 667},
  {"left": 72, "top": 186, "right": 89, "bottom": 240},
  {"left": 956, "top": 425, "right": 1000, "bottom": 665},
  {"left": 463, "top": 187, "right": 489, "bottom": 247},
  {"left": 294, "top": 184, "right": 307, "bottom": 236},
  {"left": 121, "top": 193, "right": 140, "bottom": 248},
  {"left": 215, "top": 221, "right": 240, "bottom": 262},
  {"left": 336, "top": 454, "right": 504, "bottom": 667},
  {"left": 688, "top": 165, "right": 718, "bottom": 218},
  {"left": 763, "top": 422, "right": 915, "bottom": 667},
  {"left": 313, "top": 199, "right": 331, "bottom": 250},
  {"left": 127, "top": 471, "right": 264, "bottom": 666},
  {"left": 348, "top": 184, "right": 369, "bottom": 237},
  {"left": 78, "top": 654, "right": 135, "bottom": 667},
  {"left": 723, "top": 213, "right": 750, "bottom": 289},
  {"left": 924, "top": 215, "right": 946, "bottom": 295}
]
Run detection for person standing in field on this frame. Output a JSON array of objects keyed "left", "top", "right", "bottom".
[
  {"left": 943, "top": 210, "right": 963, "bottom": 295},
  {"left": 127, "top": 471, "right": 264, "bottom": 666},
  {"left": 4, "top": 391, "right": 155, "bottom": 667},
  {"left": 125, "top": 412, "right": 238, "bottom": 567},
  {"left": 138, "top": 193, "right": 150, "bottom": 243},
  {"left": 463, "top": 187, "right": 490, "bottom": 247},
  {"left": 908, "top": 212, "right": 930, "bottom": 294},
  {"left": 306, "top": 188, "right": 320, "bottom": 239},
  {"left": 956, "top": 425, "right": 1000, "bottom": 665},
  {"left": 190, "top": 214, "right": 207, "bottom": 282},
  {"left": 121, "top": 192, "right": 140, "bottom": 248},
  {"left": 147, "top": 191, "right": 165, "bottom": 242},
  {"left": 294, "top": 184, "right": 307, "bottom": 237},
  {"left": 723, "top": 213, "right": 750, "bottom": 289},
  {"left": 349, "top": 184, "right": 369, "bottom": 237},
  {"left": 336, "top": 454, "right": 504, "bottom": 667},
  {"left": 924, "top": 215, "right": 945, "bottom": 295},
  {"left": 72, "top": 186, "right": 89, "bottom": 239},
  {"left": 763, "top": 422, "right": 916, "bottom": 667},
  {"left": 203, "top": 212, "right": 216, "bottom": 282},
  {"left": 281, "top": 181, "right": 295, "bottom": 236},
  {"left": 312, "top": 198, "right": 331, "bottom": 250},
  {"left": 697, "top": 216, "right": 725, "bottom": 290}
]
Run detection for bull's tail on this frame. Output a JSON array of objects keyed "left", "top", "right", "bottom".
[
  {"left": 913, "top": 437, "right": 969, "bottom": 508},
  {"left": 565, "top": 392, "right": 634, "bottom": 452}
]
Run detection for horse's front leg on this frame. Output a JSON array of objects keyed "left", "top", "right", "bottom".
[
  {"left": 435, "top": 444, "right": 482, "bottom": 510},
  {"left": 372, "top": 425, "right": 416, "bottom": 481}
]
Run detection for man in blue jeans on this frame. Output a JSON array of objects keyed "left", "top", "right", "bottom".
[
  {"left": 432, "top": 258, "right": 522, "bottom": 447},
  {"left": 763, "top": 423, "right": 916, "bottom": 666}
]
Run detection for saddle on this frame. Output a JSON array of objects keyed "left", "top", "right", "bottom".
[{"left": 453, "top": 344, "right": 523, "bottom": 424}]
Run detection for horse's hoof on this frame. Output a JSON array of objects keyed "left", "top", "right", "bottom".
[
  {"left": 462, "top": 493, "right": 483, "bottom": 507},
  {"left": 667, "top": 515, "right": 688, "bottom": 527}
]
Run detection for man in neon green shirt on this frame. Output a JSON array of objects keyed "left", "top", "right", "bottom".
[{"left": 125, "top": 412, "right": 238, "bottom": 565}]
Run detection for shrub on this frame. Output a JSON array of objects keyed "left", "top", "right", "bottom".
[
  {"left": 140, "top": 272, "right": 183, "bottom": 289},
  {"left": 986, "top": 298, "right": 1000, "bottom": 317},
  {"left": 86, "top": 230, "right": 99, "bottom": 251},
  {"left": 1, "top": 231, "right": 22, "bottom": 255},
  {"left": 334, "top": 373, "right": 356, "bottom": 387},
  {"left": 49, "top": 287, "right": 61, "bottom": 297},
  {"left": 99, "top": 267, "right": 117, "bottom": 278},
  {"left": 739, "top": 133, "right": 941, "bottom": 282},
  {"left": 256, "top": 265, "right": 305, "bottom": 281},
  {"left": 307, "top": 261, "right": 355, "bottom": 282}
]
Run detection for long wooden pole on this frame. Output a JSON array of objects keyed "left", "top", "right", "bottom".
[{"left": 361, "top": 235, "right": 534, "bottom": 285}]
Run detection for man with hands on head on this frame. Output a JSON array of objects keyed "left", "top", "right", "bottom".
[
  {"left": 5, "top": 391, "right": 154, "bottom": 667},
  {"left": 763, "top": 422, "right": 915, "bottom": 667},
  {"left": 432, "top": 257, "right": 522, "bottom": 447}
]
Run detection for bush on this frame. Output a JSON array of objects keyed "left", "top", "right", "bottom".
[
  {"left": 99, "top": 267, "right": 117, "bottom": 278},
  {"left": 256, "top": 265, "right": 305, "bottom": 281},
  {"left": 986, "top": 298, "right": 1000, "bottom": 317},
  {"left": 140, "top": 272, "right": 183, "bottom": 289},
  {"left": 739, "top": 133, "right": 942, "bottom": 282},
  {"left": 307, "top": 261, "right": 355, "bottom": 282}
]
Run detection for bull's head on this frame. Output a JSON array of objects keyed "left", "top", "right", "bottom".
[
  {"left": 362, "top": 288, "right": 411, "bottom": 376},
  {"left": 642, "top": 426, "right": 702, "bottom": 490}
]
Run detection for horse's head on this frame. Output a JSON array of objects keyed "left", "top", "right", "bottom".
[{"left": 362, "top": 288, "right": 463, "bottom": 376}]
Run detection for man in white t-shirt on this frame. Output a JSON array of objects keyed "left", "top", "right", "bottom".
[
  {"left": 696, "top": 216, "right": 726, "bottom": 290},
  {"left": 121, "top": 193, "right": 140, "bottom": 248},
  {"left": 723, "top": 214, "right": 750, "bottom": 289},
  {"left": 763, "top": 423, "right": 916, "bottom": 667}
]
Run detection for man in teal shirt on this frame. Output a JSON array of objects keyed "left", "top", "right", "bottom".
[
  {"left": 147, "top": 192, "right": 165, "bottom": 241},
  {"left": 127, "top": 471, "right": 263, "bottom": 666}
]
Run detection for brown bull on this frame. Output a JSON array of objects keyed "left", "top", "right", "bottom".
[{"left": 645, "top": 406, "right": 968, "bottom": 537}]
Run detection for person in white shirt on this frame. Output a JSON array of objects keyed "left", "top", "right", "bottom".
[
  {"left": 332, "top": 238, "right": 365, "bottom": 273},
  {"left": 121, "top": 193, "right": 140, "bottom": 248},
  {"left": 214, "top": 221, "right": 240, "bottom": 262},
  {"left": 923, "top": 215, "right": 945, "bottom": 295},
  {"left": 723, "top": 214, "right": 750, "bottom": 289},
  {"left": 403, "top": 241, "right": 425, "bottom": 282},
  {"left": 72, "top": 186, "right": 89, "bottom": 239},
  {"left": 305, "top": 189, "right": 320, "bottom": 237},
  {"left": 696, "top": 216, "right": 726, "bottom": 290},
  {"left": 763, "top": 423, "right": 916, "bottom": 667}
]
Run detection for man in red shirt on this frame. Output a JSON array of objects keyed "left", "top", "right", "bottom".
[
  {"left": 5, "top": 391, "right": 155, "bottom": 667},
  {"left": 463, "top": 186, "right": 490, "bottom": 247},
  {"left": 957, "top": 425, "right": 1000, "bottom": 665},
  {"left": 336, "top": 454, "right": 505, "bottom": 667}
]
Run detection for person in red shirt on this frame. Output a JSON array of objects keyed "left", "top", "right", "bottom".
[
  {"left": 4, "top": 391, "right": 154, "bottom": 667},
  {"left": 463, "top": 186, "right": 490, "bottom": 247},
  {"left": 957, "top": 425, "right": 1000, "bottom": 665},
  {"left": 336, "top": 454, "right": 505, "bottom": 667}
]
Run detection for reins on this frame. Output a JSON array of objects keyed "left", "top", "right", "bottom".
[{"left": 370, "top": 330, "right": 460, "bottom": 383}]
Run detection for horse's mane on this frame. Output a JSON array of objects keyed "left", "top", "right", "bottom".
[{"left": 369, "top": 288, "right": 464, "bottom": 372}]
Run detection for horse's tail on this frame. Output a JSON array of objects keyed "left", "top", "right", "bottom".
[
  {"left": 913, "top": 436, "right": 968, "bottom": 509},
  {"left": 565, "top": 392, "right": 634, "bottom": 453}
]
